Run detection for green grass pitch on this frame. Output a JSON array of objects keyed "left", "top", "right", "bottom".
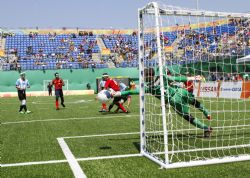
[{"left": 1, "top": 95, "right": 250, "bottom": 178}]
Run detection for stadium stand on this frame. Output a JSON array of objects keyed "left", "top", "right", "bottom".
[{"left": 1, "top": 18, "right": 249, "bottom": 71}]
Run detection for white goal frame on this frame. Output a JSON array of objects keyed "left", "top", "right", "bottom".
[
  {"left": 43, "top": 80, "right": 69, "bottom": 96},
  {"left": 138, "top": 2, "right": 250, "bottom": 169}
]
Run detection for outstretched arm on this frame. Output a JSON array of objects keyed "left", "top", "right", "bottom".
[
  {"left": 166, "top": 75, "right": 202, "bottom": 82},
  {"left": 121, "top": 89, "right": 139, "bottom": 96}
]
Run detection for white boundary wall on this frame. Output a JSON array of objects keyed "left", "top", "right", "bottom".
[{"left": 193, "top": 81, "right": 250, "bottom": 99}]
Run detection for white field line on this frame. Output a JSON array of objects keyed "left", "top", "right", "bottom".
[
  {"left": 1, "top": 159, "right": 67, "bottom": 167},
  {"left": 1, "top": 154, "right": 142, "bottom": 168},
  {"left": 30, "top": 100, "right": 94, "bottom": 105},
  {"left": 57, "top": 138, "right": 87, "bottom": 178},
  {"left": 2, "top": 115, "right": 139, "bottom": 125},
  {"left": 76, "top": 153, "right": 142, "bottom": 161},
  {"left": 62, "top": 132, "right": 140, "bottom": 139},
  {"left": 2, "top": 99, "right": 94, "bottom": 105}
]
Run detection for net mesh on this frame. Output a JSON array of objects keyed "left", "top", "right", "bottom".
[{"left": 139, "top": 2, "right": 250, "bottom": 167}]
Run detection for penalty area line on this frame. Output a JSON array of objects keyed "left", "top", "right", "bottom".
[
  {"left": 57, "top": 138, "right": 87, "bottom": 178},
  {"left": 62, "top": 131, "right": 140, "bottom": 139},
  {"left": 1, "top": 153, "right": 142, "bottom": 168}
]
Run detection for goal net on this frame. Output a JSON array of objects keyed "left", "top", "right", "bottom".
[
  {"left": 43, "top": 80, "right": 69, "bottom": 96},
  {"left": 138, "top": 2, "right": 250, "bottom": 168}
]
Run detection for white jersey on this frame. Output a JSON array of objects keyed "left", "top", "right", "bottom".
[
  {"left": 99, "top": 80, "right": 106, "bottom": 88},
  {"left": 119, "top": 82, "right": 127, "bottom": 92},
  {"left": 16, "top": 78, "right": 30, "bottom": 90}
]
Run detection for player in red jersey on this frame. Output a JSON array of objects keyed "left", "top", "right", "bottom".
[
  {"left": 51, "top": 73, "right": 65, "bottom": 110},
  {"left": 103, "top": 73, "right": 120, "bottom": 91},
  {"left": 102, "top": 73, "right": 128, "bottom": 113}
]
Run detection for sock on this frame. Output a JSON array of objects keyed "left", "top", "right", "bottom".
[
  {"left": 118, "top": 103, "right": 127, "bottom": 112},
  {"left": 108, "top": 104, "right": 114, "bottom": 111},
  {"left": 102, "top": 103, "right": 107, "bottom": 110},
  {"left": 61, "top": 96, "right": 64, "bottom": 104},
  {"left": 23, "top": 105, "right": 27, "bottom": 112},
  {"left": 56, "top": 100, "right": 59, "bottom": 108},
  {"left": 19, "top": 105, "right": 24, "bottom": 112},
  {"left": 199, "top": 104, "right": 210, "bottom": 117},
  {"left": 192, "top": 118, "right": 209, "bottom": 130},
  {"left": 194, "top": 100, "right": 210, "bottom": 117}
]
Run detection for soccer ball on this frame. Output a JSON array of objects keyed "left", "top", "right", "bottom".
[{"left": 97, "top": 90, "right": 112, "bottom": 103}]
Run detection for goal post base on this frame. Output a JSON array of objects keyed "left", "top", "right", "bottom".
[{"left": 143, "top": 152, "right": 250, "bottom": 169}]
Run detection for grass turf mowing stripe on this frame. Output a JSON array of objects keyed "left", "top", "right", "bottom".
[{"left": 57, "top": 138, "right": 87, "bottom": 178}]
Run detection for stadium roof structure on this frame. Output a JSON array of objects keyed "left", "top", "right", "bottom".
[{"left": 236, "top": 55, "right": 250, "bottom": 63}]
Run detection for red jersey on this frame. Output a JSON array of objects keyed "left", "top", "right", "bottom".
[
  {"left": 184, "top": 81, "right": 194, "bottom": 93},
  {"left": 52, "top": 78, "right": 64, "bottom": 90},
  {"left": 104, "top": 78, "right": 120, "bottom": 91}
]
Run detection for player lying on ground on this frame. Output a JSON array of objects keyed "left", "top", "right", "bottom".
[{"left": 144, "top": 67, "right": 212, "bottom": 137}]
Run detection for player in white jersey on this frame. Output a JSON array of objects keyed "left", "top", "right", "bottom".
[
  {"left": 99, "top": 77, "right": 107, "bottom": 112},
  {"left": 16, "top": 72, "right": 31, "bottom": 114}
]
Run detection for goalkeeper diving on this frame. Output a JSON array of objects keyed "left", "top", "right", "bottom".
[{"left": 144, "top": 67, "right": 212, "bottom": 137}]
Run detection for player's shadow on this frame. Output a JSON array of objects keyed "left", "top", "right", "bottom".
[
  {"left": 133, "top": 142, "right": 140, "bottom": 152},
  {"left": 99, "top": 146, "right": 112, "bottom": 150},
  {"left": 100, "top": 112, "right": 126, "bottom": 115},
  {"left": 106, "top": 137, "right": 141, "bottom": 152}
]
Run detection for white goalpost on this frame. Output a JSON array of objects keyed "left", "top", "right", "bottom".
[
  {"left": 138, "top": 2, "right": 250, "bottom": 168},
  {"left": 43, "top": 80, "right": 69, "bottom": 96}
]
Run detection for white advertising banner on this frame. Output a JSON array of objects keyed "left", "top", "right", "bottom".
[
  {"left": 193, "top": 82, "right": 218, "bottom": 98},
  {"left": 219, "top": 81, "right": 243, "bottom": 99}
]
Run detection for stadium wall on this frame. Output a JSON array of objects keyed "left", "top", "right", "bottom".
[{"left": 0, "top": 68, "right": 139, "bottom": 93}]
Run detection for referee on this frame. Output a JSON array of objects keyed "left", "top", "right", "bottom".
[{"left": 16, "top": 72, "right": 31, "bottom": 114}]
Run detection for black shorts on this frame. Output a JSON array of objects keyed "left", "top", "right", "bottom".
[
  {"left": 18, "top": 90, "right": 26, "bottom": 100},
  {"left": 55, "top": 89, "right": 63, "bottom": 97},
  {"left": 113, "top": 96, "right": 128, "bottom": 104}
]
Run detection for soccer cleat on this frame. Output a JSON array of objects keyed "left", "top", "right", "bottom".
[
  {"left": 19, "top": 111, "right": 24, "bottom": 114},
  {"left": 99, "top": 108, "right": 107, "bottom": 112},
  {"left": 204, "top": 127, "right": 213, "bottom": 138},
  {"left": 25, "top": 110, "right": 31, "bottom": 114},
  {"left": 56, "top": 108, "right": 60, "bottom": 110},
  {"left": 207, "top": 115, "right": 212, "bottom": 121},
  {"left": 61, "top": 103, "right": 65, "bottom": 107},
  {"left": 124, "top": 110, "right": 129, "bottom": 114}
]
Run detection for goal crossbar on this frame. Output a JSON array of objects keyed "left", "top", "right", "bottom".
[{"left": 140, "top": 2, "right": 250, "bottom": 18}]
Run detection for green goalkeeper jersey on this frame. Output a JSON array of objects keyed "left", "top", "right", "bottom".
[{"left": 145, "top": 70, "right": 189, "bottom": 102}]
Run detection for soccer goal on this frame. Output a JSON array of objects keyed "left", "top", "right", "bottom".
[
  {"left": 43, "top": 80, "right": 69, "bottom": 96},
  {"left": 138, "top": 2, "right": 250, "bottom": 169}
]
